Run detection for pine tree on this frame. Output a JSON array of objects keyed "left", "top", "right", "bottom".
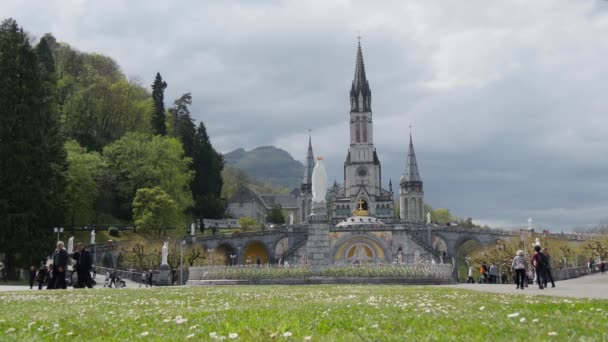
[
  {"left": 191, "top": 121, "right": 225, "bottom": 219},
  {"left": 151, "top": 72, "right": 168, "bottom": 135},
  {"left": 169, "top": 93, "right": 196, "bottom": 157},
  {"left": 0, "top": 19, "right": 67, "bottom": 278}
]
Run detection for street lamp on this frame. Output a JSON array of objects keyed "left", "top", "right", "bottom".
[
  {"left": 180, "top": 240, "right": 186, "bottom": 285},
  {"left": 230, "top": 254, "right": 236, "bottom": 266},
  {"left": 53, "top": 227, "right": 64, "bottom": 242},
  {"left": 496, "top": 240, "right": 503, "bottom": 284}
]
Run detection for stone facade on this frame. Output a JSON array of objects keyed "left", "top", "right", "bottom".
[
  {"left": 226, "top": 185, "right": 301, "bottom": 225},
  {"left": 332, "top": 42, "right": 394, "bottom": 223}
]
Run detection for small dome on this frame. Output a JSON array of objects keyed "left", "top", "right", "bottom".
[{"left": 335, "top": 215, "right": 387, "bottom": 227}]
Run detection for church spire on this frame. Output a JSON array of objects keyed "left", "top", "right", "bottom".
[
  {"left": 301, "top": 130, "right": 315, "bottom": 194},
  {"left": 404, "top": 133, "right": 421, "bottom": 182},
  {"left": 350, "top": 40, "right": 371, "bottom": 112}
]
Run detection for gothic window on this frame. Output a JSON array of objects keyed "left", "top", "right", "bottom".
[
  {"left": 355, "top": 117, "right": 361, "bottom": 143},
  {"left": 362, "top": 116, "right": 368, "bottom": 142}
]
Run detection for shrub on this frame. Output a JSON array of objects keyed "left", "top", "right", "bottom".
[{"left": 108, "top": 227, "right": 120, "bottom": 237}]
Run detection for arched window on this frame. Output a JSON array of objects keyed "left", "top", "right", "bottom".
[{"left": 355, "top": 117, "right": 361, "bottom": 143}]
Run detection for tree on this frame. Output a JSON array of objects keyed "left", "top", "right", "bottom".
[
  {"left": 103, "top": 132, "right": 193, "bottom": 219},
  {"left": 238, "top": 217, "right": 257, "bottom": 231},
  {"left": 64, "top": 140, "right": 105, "bottom": 225},
  {"left": 151, "top": 72, "right": 168, "bottom": 136},
  {"left": 0, "top": 19, "right": 67, "bottom": 277},
  {"left": 267, "top": 205, "right": 285, "bottom": 224},
  {"left": 191, "top": 121, "right": 225, "bottom": 219},
  {"left": 169, "top": 93, "right": 195, "bottom": 157},
  {"left": 132, "top": 187, "right": 181, "bottom": 236},
  {"left": 432, "top": 208, "right": 452, "bottom": 224}
]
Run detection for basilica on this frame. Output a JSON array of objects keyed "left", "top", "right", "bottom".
[{"left": 300, "top": 41, "right": 425, "bottom": 225}]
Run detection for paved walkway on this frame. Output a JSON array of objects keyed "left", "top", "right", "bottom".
[
  {"left": 0, "top": 276, "right": 141, "bottom": 292},
  {"left": 444, "top": 273, "right": 608, "bottom": 299}
]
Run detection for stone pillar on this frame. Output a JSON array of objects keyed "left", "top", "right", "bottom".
[{"left": 307, "top": 201, "right": 330, "bottom": 273}]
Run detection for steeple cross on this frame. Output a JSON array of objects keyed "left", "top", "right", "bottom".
[
  {"left": 409, "top": 124, "right": 414, "bottom": 134},
  {"left": 357, "top": 198, "right": 365, "bottom": 210}
]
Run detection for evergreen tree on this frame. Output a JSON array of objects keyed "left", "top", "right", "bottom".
[
  {"left": 0, "top": 19, "right": 67, "bottom": 278},
  {"left": 151, "top": 72, "right": 168, "bottom": 135},
  {"left": 191, "top": 121, "right": 225, "bottom": 219},
  {"left": 267, "top": 205, "right": 285, "bottom": 224},
  {"left": 169, "top": 93, "right": 196, "bottom": 157}
]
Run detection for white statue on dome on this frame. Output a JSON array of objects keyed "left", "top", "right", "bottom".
[{"left": 312, "top": 157, "right": 327, "bottom": 203}]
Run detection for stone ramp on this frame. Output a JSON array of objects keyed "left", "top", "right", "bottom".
[{"left": 443, "top": 273, "right": 608, "bottom": 299}]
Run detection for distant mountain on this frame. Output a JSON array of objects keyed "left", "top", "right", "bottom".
[{"left": 224, "top": 146, "right": 304, "bottom": 190}]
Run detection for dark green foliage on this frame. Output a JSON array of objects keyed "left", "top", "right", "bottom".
[
  {"left": 108, "top": 227, "right": 120, "bottom": 237},
  {"left": 0, "top": 19, "right": 67, "bottom": 278},
  {"left": 191, "top": 121, "right": 225, "bottom": 219},
  {"left": 267, "top": 205, "right": 286, "bottom": 224},
  {"left": 151, "top": 72, "right": 167, "bottom": 136},
  {"left": 169, "top": 93, "right": 195, "bottom": 157}
]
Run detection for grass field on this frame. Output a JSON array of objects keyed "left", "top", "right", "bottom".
[{"left": 1, "top": 285, "right": 607, "bottom": 341}]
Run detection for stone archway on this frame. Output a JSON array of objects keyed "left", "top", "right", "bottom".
[
  {"left": 215, "top": 243, "right": 237, "bottom": 266},
  {"left": 274, "top": 237, "right": 289, "bottom": 261},
  {"left": 332, "top": 234, "right": 391, "bottom": 264},
  {"left": 243, "top": 241, "right": 270, "bottom": 265},
  {"left": 453, "top": 237, "right": 483, "bottom": 282}
]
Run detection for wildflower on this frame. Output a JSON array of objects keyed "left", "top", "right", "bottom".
[
  {"left": 67, "top": 331, "right": 73, "bottom": 336},
  {"left": 229, "top": 333, "right": 238, "bottom": 339},
  {"left": 371, "top": 324, "right": 379, "bottom": 328},
  {"left": 479, "top": 306, "right": 485, "bottom": 311},
  {"left": 304, "top": 337, "right": 312, "bottom": 341},
  {"left": 519, "top": 318, "right": 526, "bottom": 323},
  {"left": 548, "top": 332, "right": 558, "bottom": 336},
  {"left": 283, "top": 331, "right": 293, "bottom": 337},
  {"left": 507, "top": 313, "right": 520, "bottom": 318},
  {"left": 6, "top": 328, "right": 15, "bottom": 333},
  {"left": 210, "top": 332, "right": 218, "bottom": 339},
  {"left": 187, "top": 334, "right": 195, "bottom": 339},
  {"left": 532, "top": 319, "right": 539, "bottom": 323},
  {"left": 140, "top": 331, "right": 149, "bottom": 337}
]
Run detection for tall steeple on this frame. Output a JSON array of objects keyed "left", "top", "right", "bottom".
[
  {"left": 301, "top": 130, "right": 315, "bottom": 194},
  {"left": 399, "top": 132, "right": 424, "bottom": 222},
  {"left": 350, "top": 40, "right": 372, "bottom": 112},
  {"left": 404, "top": 133, "right": 421, "bottom": 182}
]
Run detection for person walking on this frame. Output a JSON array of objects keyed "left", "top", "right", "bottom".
[
  {"left": 542, "top": 248, "right": 556, "bottom": 288},
  {"left": 73, "top": 243, "right": 94, "bottom": 288},
  {"left": 36, "top": 263, "right": 47, "bottom": 290},
  {"left": 489, "top": 263, "right": 498, "bottom": 284},
  {"left": 531, "top": 245, "right": 545, "bottom": 289},
  {"left": 139, "top": 271, "right": 148, "bottom": 288},
  {"left": 52, "top": 241, "right": 68, "bottom": 289},
  {"left": 148, "top": 269, "right": 153, "bottom": 287},
  {"left": 28, "top": 266, "right": 36, "bottom": 289},
  {"left": 511, "top": 250, "right": 528, "bottom": 290},
  {"left": 467, "top": 266, "right": 474, "bottom": 283}
]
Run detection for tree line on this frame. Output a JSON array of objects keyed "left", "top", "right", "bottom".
[{"left": 0, "top": 18, "right": 224, "bottom": 277}]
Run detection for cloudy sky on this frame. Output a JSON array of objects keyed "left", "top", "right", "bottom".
[{"left": 4, "top": 0, "right": 608, "bottom": 230}]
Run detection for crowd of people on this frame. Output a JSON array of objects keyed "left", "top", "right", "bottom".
[
  {"left": 467, "top": 246, "right": 557, "bottom": 289},
  {"left": 28, "top": 241, "right": 95, "bottom": 290}
]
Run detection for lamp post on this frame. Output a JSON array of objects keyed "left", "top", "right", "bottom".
[
  {"left": 230, "top": 254, "right": 236, "bottom": 266},
  {"left": 180, "top": 240, "right": 186, "bottom": 285},
  {"left": 53, "top": 227, "right": 64, "bottom": 242},
  {"left": 496, "top": 240, "right": 503, "bottom": 284}
]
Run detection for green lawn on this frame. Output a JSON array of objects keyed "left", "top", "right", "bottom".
[{"left": 1, "top": 285, "right": 607, "bottom": 341}]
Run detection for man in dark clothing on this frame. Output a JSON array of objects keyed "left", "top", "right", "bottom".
[
  {"left": 542, "top": 248, "right": 556, "bottom": 288},
  {"left": 531, "top": 245, "right": 545, "bottom": 290},
  {"left": 73, "top": 243, "right": 93, "bottom": 288},
  {"left": 52, "top": 241, "right": 68, "bottom": 289},
  {"left": 29, "top": 266, "right": 36, "bottom": 289},
  {"left": 37, "top": 263, "right": 47, "bottom": 290}
]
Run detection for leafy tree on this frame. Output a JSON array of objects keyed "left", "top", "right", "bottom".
[
  {"left": 238, "top": 217, "right": 257, "bottom": 231},
  {"left": 103, "top": 132, "right": 193, "bottom": 219},
  {"left": 0, "top": 19, "right": 67, "bottom": 277},
  {"left": 151, "top": 72, "right": 168, "bottom": 136},
  {"left": 267, "top": 205, "right": 286, "bottom": 224},
  {"left": 132, "top": 187, "right": 180, "bottom": 236},
  {"left": 432, "top": 208, "right": 452, "bottom": 224},
  {"left": 64, "top": 140, "right": 105, "bottom": 225}
]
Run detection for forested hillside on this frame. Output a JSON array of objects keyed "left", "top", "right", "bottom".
[
  {"left": 224, "top": 146, "right": 304, "bottom": 190},
  {"left": 0, "top": 18, "right": 224, "bottom": 275}
]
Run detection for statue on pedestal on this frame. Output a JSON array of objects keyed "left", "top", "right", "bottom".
[{"left": 161, "top": 242, "right": 168, "bottom": 265}]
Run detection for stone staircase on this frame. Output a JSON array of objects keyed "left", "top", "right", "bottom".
[
  {"left": 281, "top": 235, "right": 309, "bottom": 261},
  {"left": 406, "top": 230, "right": 443, "bottom": 260}
]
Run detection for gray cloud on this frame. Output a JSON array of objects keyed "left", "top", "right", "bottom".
[{"left": 4, "top": 0, "right": 608, "bottom": 230}]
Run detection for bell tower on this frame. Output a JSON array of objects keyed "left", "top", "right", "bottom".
[{"left": 399, "top": 133, "right": 424, "bottom": 222}]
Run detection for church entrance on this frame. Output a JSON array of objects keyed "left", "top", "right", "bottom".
[{"left": 332, "top": 235, "right": 390, "bottom": 264}]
